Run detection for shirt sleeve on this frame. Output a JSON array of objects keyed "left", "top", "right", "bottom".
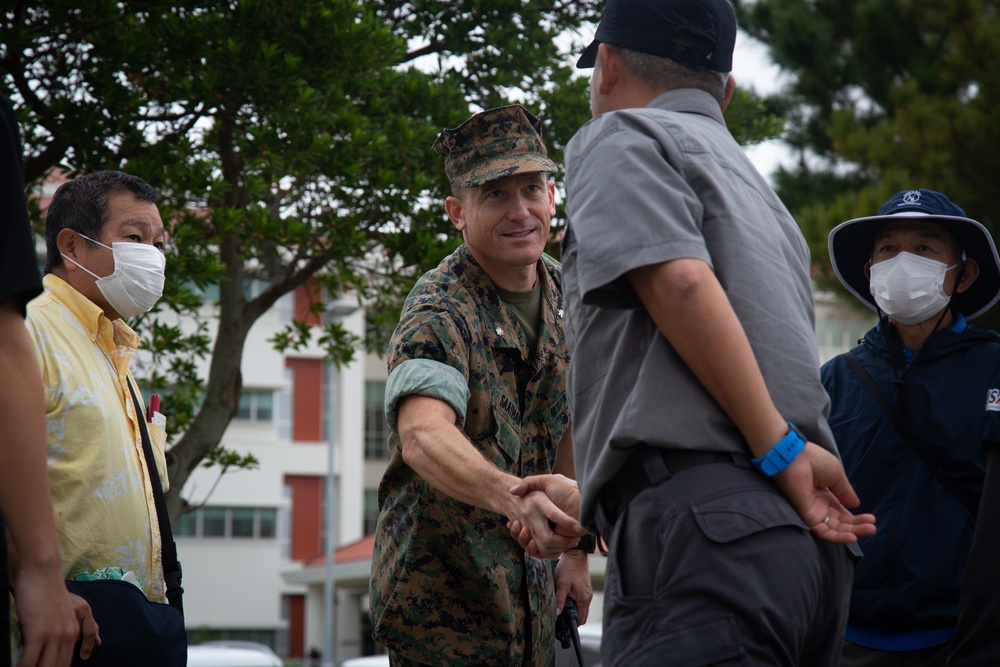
[
  {"left": 0, "top": 99, "right": 43, "bottom": 313},
  {"left": 565, "top": 111, "right": 713, "bottom": 309},
  {"left": 384, "top": 296, "right": 474, "bottom": 433},
  {"left": 384, "top": 358, "right": 471, "bottom": 431}
]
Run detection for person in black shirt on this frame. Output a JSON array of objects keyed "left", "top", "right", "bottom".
[{"left": 0, "top": 98, "right": 81, "bottom": 667}]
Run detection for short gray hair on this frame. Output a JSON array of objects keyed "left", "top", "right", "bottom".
[{"left": 615, "top": 46, "right": 728, "bottom": 103}]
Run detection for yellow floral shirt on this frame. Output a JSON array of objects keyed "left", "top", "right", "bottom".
[{"left": 26, "top": 274, "right": 169, "bottom": 602}]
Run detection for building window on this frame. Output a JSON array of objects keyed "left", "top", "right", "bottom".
[
  {"left": 176, "top": 511, "right": 198, "bottom": 537},
  {"left": 175, "top": 507, "right": 280, "bottom": 540},
  {"left": 364, "top": 490, "right": 380, "bottom": 535},
  {"left": 203, "top": 507, "right": 227, "bottom": 537},
  {"left": 183, "top": 278, "right": 268, "bottom": 305},
  {"left": 276, "top": 369, "right": 292, "bottom": 440},
  {"left": 231, "top": 508, "right": 255, "bottom": 538},
  {"left": 243, "top": 277, "right": 268, "bottom": 300},
  {"left": 364, "top": 381, "right": 390, "bottom": 460},
  {"left": 279, "top": 485, "right": 291, "bottom": 559},
  {"left": 259, "top": 508, "right": 277, "bottom": 539},
  {"left": 237, "top": 389, "right": 274, "bottom": 422}
]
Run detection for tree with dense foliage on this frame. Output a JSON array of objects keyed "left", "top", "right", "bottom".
[
  {"left": 3, "top": 0, "right": 781, "bottom": 520},
  {"left": 733, "top": 0, "right": 1000, "bottom": 327}
]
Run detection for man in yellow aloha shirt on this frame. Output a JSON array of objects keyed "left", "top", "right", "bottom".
[{"left": 22, "top": 170, "right": 169, "bottom": 653}]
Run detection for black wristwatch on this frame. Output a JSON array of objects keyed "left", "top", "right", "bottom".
[{"left": 568, "top": 533, "right": 597, "bottom": 553}]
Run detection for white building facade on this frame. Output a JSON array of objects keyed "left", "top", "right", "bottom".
[{"left": 167, "top": 281, "right": 373, "bottom": 664}]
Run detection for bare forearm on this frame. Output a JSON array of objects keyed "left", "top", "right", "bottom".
[
  {"left": 0, "top": 303, "right": 62, "bottom": 572},
  {"left": 627, "top": 259, "right": 787, "bottom": 455},
  {"left": 398, "top": 395, "right": 521, "bottom": 517},
  {"left": 553, "top": 426, "right": 575, "bottom": 480},
  {"left": 627, "top": 260, "right": 876, "bottom": 544}
]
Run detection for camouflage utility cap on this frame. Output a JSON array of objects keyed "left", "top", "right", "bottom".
[{"left": 433, "top": 104, "right": 557, "bottom": 188}]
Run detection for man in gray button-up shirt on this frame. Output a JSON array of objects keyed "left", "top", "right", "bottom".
[{"left": 546, "top": 0, "right": 877, "bottom": 664}]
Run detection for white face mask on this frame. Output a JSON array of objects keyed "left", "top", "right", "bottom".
[
  {"left": 61, "top": 234, "right": 166, "bottom": 318},
  {"left": 869, "top": 251, "right": 957, "bottom": 325}
]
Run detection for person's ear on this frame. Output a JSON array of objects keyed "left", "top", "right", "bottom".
[
  {"left": 721, "top": 75, "right": 736, "bottom": 111},
  {"left": 955, "top": 257, "right": 980, "bottom": 294},
  {"left": 445, "top": 196, "right": 467, "bottom": 232},
  {"left": 863, "top": 260, "right": 872, "bottom": 281},
  {"left": 596, "top": 44, "right": 620, "bottom": 95},
  {"left": 56, "top": 228, "right": 83, "bottom": 271},
  {"left": 547, "top": 180, "right": 556, "bottom": 217}
]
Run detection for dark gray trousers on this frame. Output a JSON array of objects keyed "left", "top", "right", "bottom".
[{"left": 596, "top": 449, "right": 858, "bottom": 667}]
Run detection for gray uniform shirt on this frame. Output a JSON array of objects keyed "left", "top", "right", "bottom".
[{"left": 562, "top": 88, "right": 837, "bottom": 528}]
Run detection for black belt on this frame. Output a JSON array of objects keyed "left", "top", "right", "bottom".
[{"left": 598, "top": 447, "right": 749, "bottom": 526}]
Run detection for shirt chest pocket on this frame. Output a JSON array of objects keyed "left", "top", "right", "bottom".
[{"left": 464, "top": 386, "right": 522, "bottom": 472}]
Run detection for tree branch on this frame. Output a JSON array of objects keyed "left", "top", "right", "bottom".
[{"left": 401, "top": 40, "right": 446, "bottom": 64}]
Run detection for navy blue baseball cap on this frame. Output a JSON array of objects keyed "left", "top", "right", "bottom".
[
  {"left": 577, "top": 0, "right": 737, "bottom": 72},
  {"left": 829, "top": 189, "right": 1000, "bottom": 320}
]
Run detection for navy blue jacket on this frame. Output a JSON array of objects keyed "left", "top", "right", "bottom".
[{"left": 821, "top": 320, "right": 1000, "bottom": 642}]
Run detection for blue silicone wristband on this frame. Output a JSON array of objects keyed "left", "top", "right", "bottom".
[{"left": 751, "top": 422, "right": 806, "bottom": 476}]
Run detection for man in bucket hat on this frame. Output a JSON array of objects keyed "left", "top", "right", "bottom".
[
  {"left": 822, "top": 188, "right": 1000, "bottom": 666},
  {"left": 508, "top": 0, "right": 878, "bottom": 665},
  {"left": 369, "top": 105, "right": 593, "bottom": 666}
]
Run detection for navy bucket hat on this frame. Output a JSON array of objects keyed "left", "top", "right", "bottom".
[{"left": 828, "top": 189, "right": 1000, "bottom": 320}]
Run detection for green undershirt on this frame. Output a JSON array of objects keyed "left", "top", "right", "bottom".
[{"left": 496, "top": 280, "right": 542, "bottom": 354}]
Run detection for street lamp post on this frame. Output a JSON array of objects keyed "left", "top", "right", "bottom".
[
  {"left": 322, "top": 302, "right": 358, "bottom": 667},
  {"left": 323, "top": 426, "right": 338, "bottom": 667}
]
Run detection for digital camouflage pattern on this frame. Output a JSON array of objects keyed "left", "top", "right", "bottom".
[
  {"left": 370, "top": 244, "right": 570, "bottom": 667},
  {"left": 432, "top": 104, "right": 558, "bottom": 188}
]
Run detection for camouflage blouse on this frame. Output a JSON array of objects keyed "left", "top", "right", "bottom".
[{"left": 370, "top": 244, "right": 570, "bottom": 666}]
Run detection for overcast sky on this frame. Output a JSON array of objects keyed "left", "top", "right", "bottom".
[{"left": 732, "top": 31, "right": 793, "bottom": 181}]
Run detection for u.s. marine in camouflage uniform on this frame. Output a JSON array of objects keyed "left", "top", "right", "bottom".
[{"left": 370, "top": 105, "right": 593, "bottom": 666}]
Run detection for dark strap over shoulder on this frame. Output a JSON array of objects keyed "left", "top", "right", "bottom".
[
  {"left": 127, "top": 380, "right": 184, "bottom": 615},
  {"left": 844, "top": 351, "right": 979, "bottom": 516}
]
